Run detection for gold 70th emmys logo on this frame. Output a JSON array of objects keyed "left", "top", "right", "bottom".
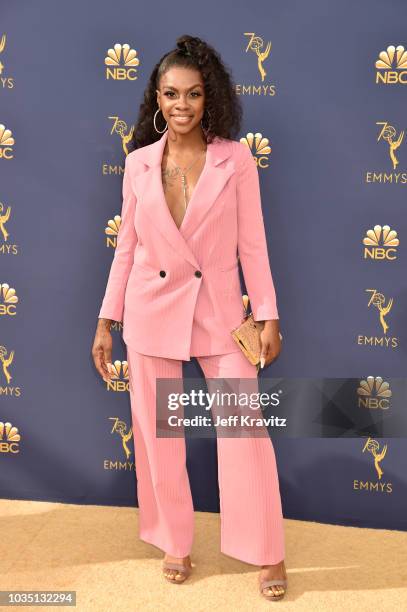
[
  {"left": 0, "top": 345, "right": 20, "bottom": 396},
  {"left": 103, "top": 417, "right": 135, "bottom": 471},
  {"left": 109, "top": 417, "right": 133, "bottom": 460},
  {"left": 0, "top": 33, "right": 14, "bottom": 89},
  {"left": 365, "top": 122, "right": 407, "bottom": 185},
  {"left": 362, "top": 437, "right": 387, "bottom": 480},
  {"left": 0, "top": 201, "right": 11, "bottom": 241},
  {"left": 0, "top": 201, "right": 18, "bottom": 255},
  {"left": 0, "top": 345, "right": 14, "bottom": 384},
  {"left": 376, "top": 122, "right": 404, "bottom": 170},
  {"left": 353, "top": 437, "right": 391, "bottom": 493},
  {"left": 244, "top": 33, "right": 271, "bottom": 82},
  {"left": 237, "top": 33, "right": 276, "bottom": 97},
  {"left": 109, "top": 116, "right": 134, "bottom": 156},
  {"left": 357, "top": 288, "right": 398, "bottom": 349},
  {"left": 0, "top": 33, "right": 5, "bottom": 73},
  {"left": 365, "top": 289, "right": 393, "bottom": 335}
]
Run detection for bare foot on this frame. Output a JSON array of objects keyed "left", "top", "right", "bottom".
[
  {"left": 259, "top": 559, "right": 287, "bottom": 598},
  {"left": 163, "top": 554, "right": 192, "bottom": 582}
]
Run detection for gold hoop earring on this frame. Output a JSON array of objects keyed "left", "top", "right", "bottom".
[{"left": 153, "top": 108, "right": 168, "bottom": 133}]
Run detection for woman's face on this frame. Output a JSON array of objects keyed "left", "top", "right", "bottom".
[{"left": 156, "top": 66, "right": 205, "bottom": 136}]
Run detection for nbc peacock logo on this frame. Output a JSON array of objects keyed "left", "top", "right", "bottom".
[
  {"left": 0, "top": 421, "right": 21, "bottom": 454},
  {"left": 0, "top": 282, "right": 19, "bottom": 316},
  {"left": 356, "top": 376, "right": 392, "bottom": 410},
  {"left": 0, "top": 124, "right": 14, "bottom": 159},
  {"left": 240, "top": 132, "right": 272, "bottom": 168},
  {"left": 375, "top": 45, "right": 407, "bottom": 84},
  {"left": 104, "top": 359, "right": 129, "bottom": 392},
  {"left": 104, "top": 215, "right": 121, "bottom": 248},
  {"left": 105, "top": 43, "right": 140, "bottom": 80},
  {"left": 362, "top": 225, "right": 399, "bottom": 260}
]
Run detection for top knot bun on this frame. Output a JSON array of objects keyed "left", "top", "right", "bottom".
[{"left": 176, "top": 35, "right": 203, "bottom": 56}]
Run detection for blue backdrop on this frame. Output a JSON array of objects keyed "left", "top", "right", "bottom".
[{"left": 1, "top": 0, "right": 406, "bottom": 530}]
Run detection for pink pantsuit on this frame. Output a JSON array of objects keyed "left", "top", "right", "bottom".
[{"left": 98, "top": 130, "right": 285, "bottom": 564}]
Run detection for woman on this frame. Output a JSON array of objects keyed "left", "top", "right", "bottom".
[{"left": 92, "top": 34, "right": 287, "bottom": 601}]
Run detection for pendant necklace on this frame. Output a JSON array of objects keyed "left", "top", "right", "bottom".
[{"left": 167, "top": 148, "right": 206, "bottom": 211}]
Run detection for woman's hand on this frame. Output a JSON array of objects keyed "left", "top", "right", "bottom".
[
  {"left": 259, "top": 319, "right": 282, "bottom": 368},
  {"left": 92, "top": 318, "right": 114, "bottom": 382}
]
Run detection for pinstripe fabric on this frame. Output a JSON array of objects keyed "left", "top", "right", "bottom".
[
  {"left": 127, "top": 349, "right": 194, "bottom": 557},
  {"left": 127, "top": 345, "right": 285, "bottom": 566},
  {"left": 98, "top": 130, "right": 279, "bottom": 361}
]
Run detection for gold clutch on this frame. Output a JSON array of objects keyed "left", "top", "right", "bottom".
[{"left": 230, "top": 295, "right": 282, "bottom": 370}]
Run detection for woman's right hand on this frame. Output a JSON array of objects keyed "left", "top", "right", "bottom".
[{"left": 92, "top": 318, "right": 114, "bottom": 382}]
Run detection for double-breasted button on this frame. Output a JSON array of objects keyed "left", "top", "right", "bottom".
[
  {"left": 194, "top": 270, "right": 202, "bottom": 278},
  {"left": 159, "top": 270, "right": 166, "bottom": 277}
]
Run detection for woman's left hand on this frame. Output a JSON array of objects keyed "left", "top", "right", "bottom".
[{"left": 259, "top": 319, "right": 282, "bottom": 368}]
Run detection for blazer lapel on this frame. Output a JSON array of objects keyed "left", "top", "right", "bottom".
[{"left": 132, "top": 130, "right": 235, "bottom": 268}]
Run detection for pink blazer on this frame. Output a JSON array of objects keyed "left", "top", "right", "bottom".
[{"left": 98, "top": 129, "right": 279, "bottom": 360}]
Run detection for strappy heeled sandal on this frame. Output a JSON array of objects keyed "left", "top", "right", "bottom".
[
  {"left": 258, "top": 567, "right": 288, "bottom": 601},
  {"left": 162, "top": 558, "right": 192, "bottom": 584},
  {"left": 259, "top": 577, "right": 287, "bottom": 601}
]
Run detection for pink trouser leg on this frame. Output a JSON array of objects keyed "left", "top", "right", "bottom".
[
  {"left": 126, "top": 345, "right": 285, "bottom": 566},
  {"left": 197, "top": 351, "right": 285, "bottom": 566},
  {"left": 126, "top": 347, "right": 194, "bottom": 558}
]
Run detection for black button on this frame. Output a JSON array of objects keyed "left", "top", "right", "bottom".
[
  {"left": 159, "top": 270, "right": 166, "bottom": 277},
  {"left": 194, "top": 270, "right": 202, "bottom": 278}
]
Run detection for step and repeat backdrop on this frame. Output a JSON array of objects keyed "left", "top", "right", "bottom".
[{"left": 1, "top": 0, "right": 407, "bottom": 530}]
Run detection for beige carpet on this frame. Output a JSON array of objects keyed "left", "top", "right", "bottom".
[{"left": 0, "top": 498, "right": 406, "bottom": 610}]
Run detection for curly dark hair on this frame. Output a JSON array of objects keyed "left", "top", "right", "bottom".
[{"left": 129, "top": 34, "right": 243, "bottom": 151}]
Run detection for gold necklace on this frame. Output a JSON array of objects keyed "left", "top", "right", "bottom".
[{"left": 167, "top": 148, "right": 206, "bottom": 210}]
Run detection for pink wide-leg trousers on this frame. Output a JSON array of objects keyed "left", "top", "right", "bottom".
[{"left": 126, "top": 345, "right": 285, "bottom": 566}]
